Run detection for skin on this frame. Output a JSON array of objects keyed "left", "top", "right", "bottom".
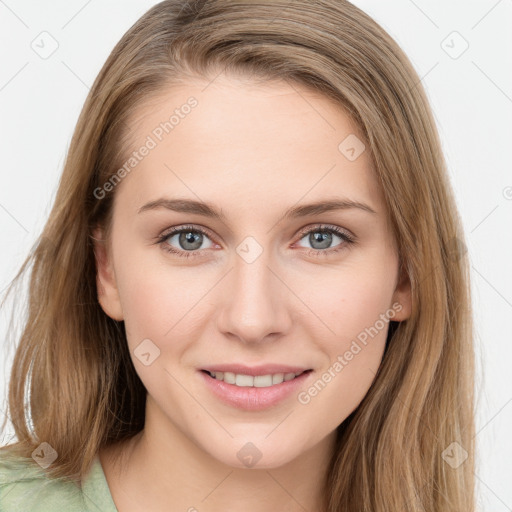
[{"left": 94, "top": 73, "right": 411, "bottom": 512}]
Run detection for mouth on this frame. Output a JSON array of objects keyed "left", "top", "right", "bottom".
[
  {"left": 201, "top": 369, "right": 312, "bottom": 388},
  {"left": 198, "top": 365, "right": 314, "bottom": 410}
]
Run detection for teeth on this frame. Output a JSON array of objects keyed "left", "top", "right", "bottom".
[
  {"left": 224, "top": 372, "right": 236, "bottom": 384},
  {"left": 235, "top": 374, "right": 254, "bottom": 387},
  {"left": 207, "top": 370, "right": 304, "bottom": 387},
  {"left": 272, "top": 373, "right": 284, "bottom": 384}
]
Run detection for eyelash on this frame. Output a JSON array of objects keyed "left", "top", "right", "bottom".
[{"left": 154, "top": 224, "right": 356, "bottom": 259}]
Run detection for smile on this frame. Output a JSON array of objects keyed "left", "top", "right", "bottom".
[
  {"left": 203, "top": 370, "right": 308, "bottom": 388},
  {"left": 199, "top": 366, "right": 314, "bottom": 410}
]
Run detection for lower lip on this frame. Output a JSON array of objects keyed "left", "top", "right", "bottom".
[{"left": 199, "top": 370, "right": 312, "bottom": 411}]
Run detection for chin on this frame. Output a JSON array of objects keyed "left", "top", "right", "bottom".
[{"left": 203, "top": 432, "right": 310, "bottom": 470}]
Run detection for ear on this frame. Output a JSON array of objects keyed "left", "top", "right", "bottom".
[
  {"left": 92, "top": 227, "right": 124, "bottom": 321},
  {"left": 390, "top": 260, "right": 412, "bottom": 321}
]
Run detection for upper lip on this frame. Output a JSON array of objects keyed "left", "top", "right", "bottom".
[{"left": 201, "top": 364, "right": 311, "bottom": 376}]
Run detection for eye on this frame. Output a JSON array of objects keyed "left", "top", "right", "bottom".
[
  {"left": 156, "top": 225, "right": 216, "bottom": 258},
  {"left": 155, "top": 223, "right": 355, "bottom": 259},
  {"left": 295, "top": 224, "right": 355, "bottom": 256}
]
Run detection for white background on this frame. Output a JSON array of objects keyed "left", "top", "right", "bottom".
[{"left": 0, "top": 1, "right": 511, "bottom": 510}]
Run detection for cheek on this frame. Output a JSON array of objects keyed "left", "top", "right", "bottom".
[
  {"left": 114, "top": 260, "right": 212, "bottom": 402},
  {"left": 295, "top": 267, "right": 395, "bottom": 429},
  {"left": 305, "top": 258, "right": 397, "bottom": 345},
  {"left": 295, "top": 253, "right": 397, "bottom": 415},
  {"left": 114, "top": 250, "right": 210, "bottom": 350}
]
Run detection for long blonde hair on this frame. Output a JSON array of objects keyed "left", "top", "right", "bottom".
[{"left": 1, "top": 1, "right": 475, "bottom": 510}]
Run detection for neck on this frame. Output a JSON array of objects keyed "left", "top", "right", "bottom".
[{"left": 100, "top": 397, "right": 335, "bottom": 512}]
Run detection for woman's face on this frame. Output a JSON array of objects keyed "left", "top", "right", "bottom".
[{"left": 95, "top": 73, "right": 411, "bottom": 469}]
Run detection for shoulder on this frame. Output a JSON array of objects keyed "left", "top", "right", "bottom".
[{"left": 0, "top": 448, "right": 86, "bottom": 512}]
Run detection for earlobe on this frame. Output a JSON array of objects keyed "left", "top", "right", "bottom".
[
  {"left": 391, "top": 264, "right": 412, "bottom": 322},
  {"left": 92, "top": 227, "right": 124, "bottom": 321}
]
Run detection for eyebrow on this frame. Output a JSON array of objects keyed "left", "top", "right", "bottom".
[{"left": 138, "top": 197, "right": 377, "bottom": 219}]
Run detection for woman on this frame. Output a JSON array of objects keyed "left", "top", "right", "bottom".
[{"left": 0, "top": 0, "right": 475, "bottom": 510}]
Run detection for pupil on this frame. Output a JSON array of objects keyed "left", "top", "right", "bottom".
[
  {"left": 180, "top": 231, "right": 202, "bottom": 250},
  {"left": 311, "top": 231, "right": 332, "bottom": 249}
]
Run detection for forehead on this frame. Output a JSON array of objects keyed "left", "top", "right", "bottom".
[
  {"left": 114, "top": 74, "right": 384, "bottom": 218},
  {"left": 128, "top": 73, "right": 363, "bottom": 148}
]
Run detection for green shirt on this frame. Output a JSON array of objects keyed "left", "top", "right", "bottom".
[{"left": 0, "top": 450, "right": 118, "bottom": 511}]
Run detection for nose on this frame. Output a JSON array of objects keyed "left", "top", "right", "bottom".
[{"left": 216, "top": 248, "right": 293, "bottom": 345}]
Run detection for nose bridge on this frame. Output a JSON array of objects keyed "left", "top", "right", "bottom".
[{"left": 216, "top": 238, "right": 291, "bottom": 343}]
